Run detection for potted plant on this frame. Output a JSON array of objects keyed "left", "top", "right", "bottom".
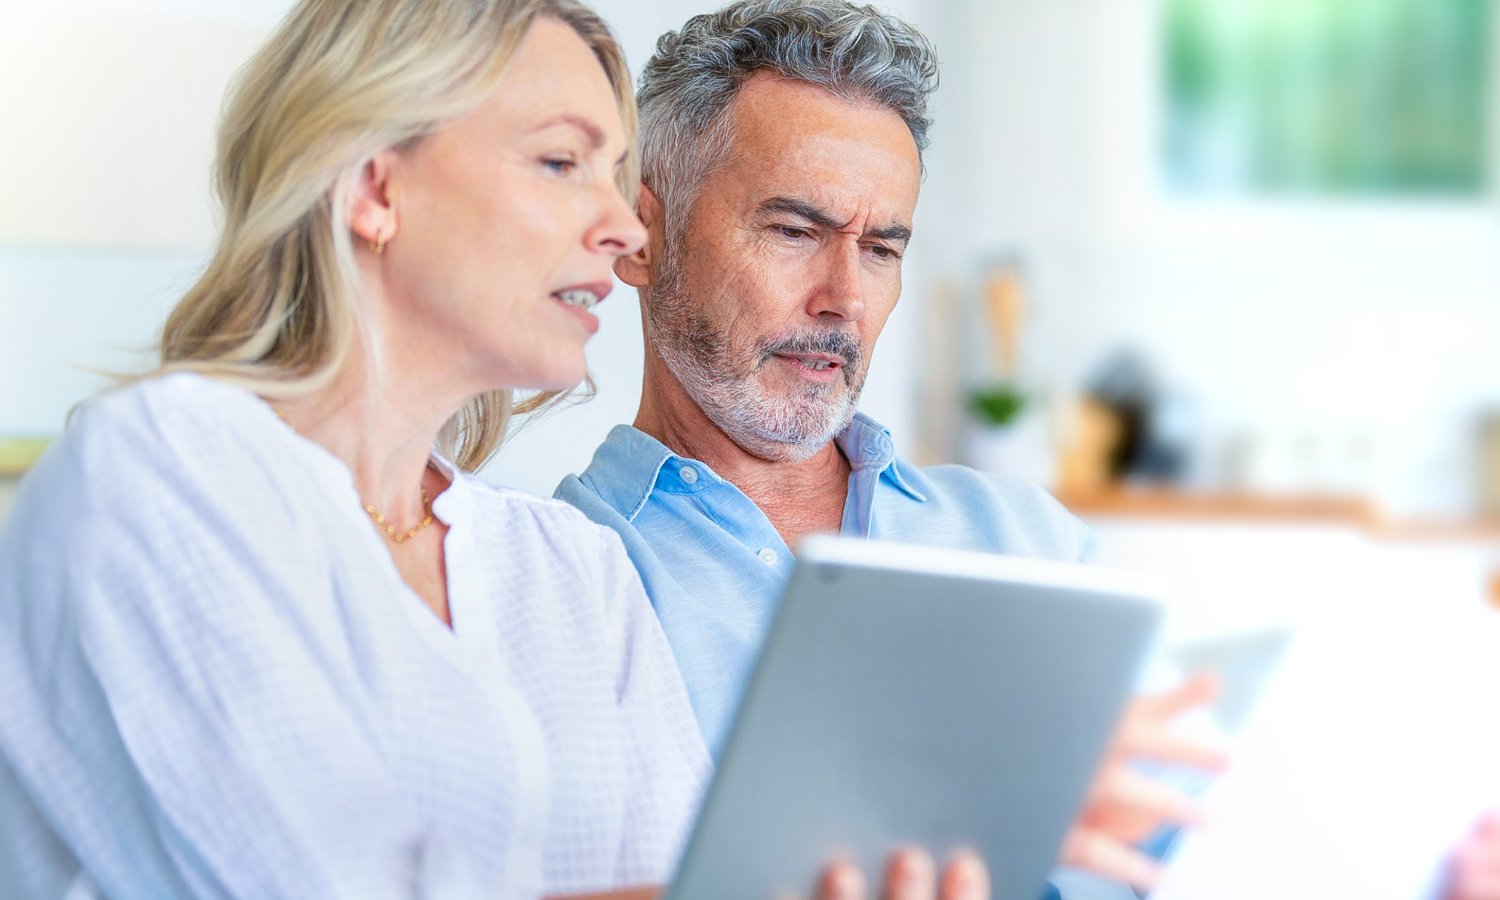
[{"left": 965, "top": 384, "right": 1054, "bottom": 484}]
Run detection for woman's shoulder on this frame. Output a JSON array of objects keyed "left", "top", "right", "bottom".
[
  {"left": 14, "top": 373, "right": 295, "bottom": 534},
  {"left": 449, "top": 473, "right": 643, "bottom": 597},
  {"left": 457, "top": 473, "right": 618, "bottom": 547},
  {"left": 68, "top": 372, "right": 273, "bottom": 457}
]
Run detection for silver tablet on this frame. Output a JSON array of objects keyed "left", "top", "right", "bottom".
[
  {"left": 1166, "top": 626, "right": 1293, "bottom": 737},
  {"left": 665, "top": 536, "right": 1164, "bottom": 900}
]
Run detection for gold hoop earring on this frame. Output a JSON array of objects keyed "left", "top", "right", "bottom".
[{"left": 370, "top": 231, "right": 386, "bottom": 254}]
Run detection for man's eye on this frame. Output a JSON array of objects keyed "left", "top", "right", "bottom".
[
  {"left": 775, "top": 225, "right": 811, "bottom": 239},
  {"left": 867, "top": 244, "right": 901, "bottom": 260}
]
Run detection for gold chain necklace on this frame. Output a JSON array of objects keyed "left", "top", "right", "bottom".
[
  {"left": 364, "top": 489, "right": 434, "bottom": 544},
  {"left": 272, "top": 404, "right": 437, "bottom": 545}
]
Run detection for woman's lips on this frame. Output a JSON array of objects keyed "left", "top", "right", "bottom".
[{"left": 557, "top": 300, "right": 599, "bottom": 335}]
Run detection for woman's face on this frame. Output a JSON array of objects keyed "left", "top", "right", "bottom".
[{"left": 375, "top": 16, "right": 644, "bottom": 393}]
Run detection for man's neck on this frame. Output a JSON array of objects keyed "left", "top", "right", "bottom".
[{"left": 635, "top": 352, "right": 852, "bottom": 549}]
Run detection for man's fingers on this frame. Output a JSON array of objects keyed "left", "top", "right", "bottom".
[
  {"left": 1057, "top": 828, "right": 1164, "bottom": 892},
  {"left": 881, "top": 847, "right": 936, "bottom": 900},
  {"left": 818, "top": 849, "right": 988, "bottom": 900},
  {"left": 1117, "top": 724, "right": 1230, "bottom": 771},
  {"left": 938, "top": 849, "right": 989, "bottom": 900},
  {"left": 816, "top": 861, "right": 868, "bottom": 900},
  {"left": 1134, "top": 672, "right": 1219, "bottom": 720},
  {"left": 1085, "top": 766, "right": 1208, "bottom": 834}
]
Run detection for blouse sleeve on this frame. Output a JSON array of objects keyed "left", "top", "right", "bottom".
[
  {"left": 593, "top": 526, "right": 711, "bottom": 887},
  {"left": 0, "top": 395, "right": 494, "bottom": 900}
]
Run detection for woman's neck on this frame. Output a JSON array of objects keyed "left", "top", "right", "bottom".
[{"left": 278, "top": 353, "right": 467, "bottom": 524}]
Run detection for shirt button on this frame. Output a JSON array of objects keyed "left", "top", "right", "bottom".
[
  {"left": 758, "top": 548, "right": 779, "bottom": 565},
  {"left": 679, "top": 465, "right": 698, "bottom": 484}
]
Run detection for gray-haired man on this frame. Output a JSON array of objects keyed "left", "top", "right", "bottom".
[{"left": 557, "top": 2, "right": 1225, "bottom": 897}]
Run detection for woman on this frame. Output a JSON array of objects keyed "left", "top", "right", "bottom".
[{"left": 0, "top": 1, "right": 984, "bottom": 899}]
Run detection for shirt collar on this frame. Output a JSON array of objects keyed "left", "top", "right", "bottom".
[
  {"left": 579, "top": 414, "right": 927, "bottom": 522},
  {"left": 428, "top": 452, "right": 476, "bottom": 526},
  {"left": 835, "top": 413, "right": 927, "bottom": 502},
  {"left": 579, "top": 425, "right": 689, "bottom": 522}
]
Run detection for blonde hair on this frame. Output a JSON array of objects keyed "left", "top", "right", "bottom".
[{"left": 152, "top": 0, "right": 636, "bottom": 471}]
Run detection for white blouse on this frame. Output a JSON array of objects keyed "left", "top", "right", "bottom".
[{"left": 0, "top": 373, "right": 709, "bottom": 900}]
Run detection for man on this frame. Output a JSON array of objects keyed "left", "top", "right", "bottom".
[
  {"left": 553, "top": 4, "right": 1500, "bottom": 898},
  {"left": 557, "top": 2, "right": 1220, "bottom": 895}
]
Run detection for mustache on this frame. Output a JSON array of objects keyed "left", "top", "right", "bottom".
[{"left": 760, "top": 329, "right": 862, "bottom": 368}]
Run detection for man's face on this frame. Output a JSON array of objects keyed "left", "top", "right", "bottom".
[{"left": 642, "top": 73, "right": 922, "bottom": 462}]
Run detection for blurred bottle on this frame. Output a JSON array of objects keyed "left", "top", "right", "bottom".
[{"left": 1480, "top": 413, "right": 1500, "bottom": 519}]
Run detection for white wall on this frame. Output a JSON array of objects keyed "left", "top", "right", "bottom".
[{"left": 930, "top": 0, "right": 1500, "bottom": 516}]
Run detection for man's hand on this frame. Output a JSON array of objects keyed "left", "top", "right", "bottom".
[
  {"left": 1446, "top": 809, "right": 1500, "bottom": 900},
  {"left": 549, "top": 849, "right": 990, "bottom": 900},
  {"left": 560, "top": 680, "right": 1220, "bottom": 900},
  {"left": 815, "top": 848, "right": 989, "bottom": 900},
  {"left": 1059, "top": 673, "right": 1230, "bottom": 891}
]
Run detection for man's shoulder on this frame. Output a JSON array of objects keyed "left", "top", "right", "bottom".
[
  {"left": 555, "top": 424, "right": 674, "bottom": 523},
  {"left": 886, "top": 460, "right": 1095, "bottom": 563},
  {"left": 904, "top": 460, "right": 1063, "bottom": 509}
]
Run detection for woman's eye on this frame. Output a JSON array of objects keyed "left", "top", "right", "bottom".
[{"left": 542, "top": 157, "right": 578, "bottom": 175}]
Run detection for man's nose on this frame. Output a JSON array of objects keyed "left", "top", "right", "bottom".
[{"left": 807, "top": 239, "right": 866, "bottom": 322}]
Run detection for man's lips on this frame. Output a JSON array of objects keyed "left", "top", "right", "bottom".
[{"left": 771, "top": 352, "right": 846, "bottom": 381}]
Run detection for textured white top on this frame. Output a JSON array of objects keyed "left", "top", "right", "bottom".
[{"left": 0, "top": 373, "right": 709, "bottom": 900}]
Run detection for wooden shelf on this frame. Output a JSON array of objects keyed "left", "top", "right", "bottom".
[
  {"left": 1057, "top": 488, "right": 1381, "bottom": 526},
  {"left": 1057, "top": 487, "right": 1500, "bottom": 543}
]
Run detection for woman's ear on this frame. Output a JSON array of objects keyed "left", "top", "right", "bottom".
[
  {"left": 615, "top": 183, "right": 663, "bottom": 288},
  {"left": 347, "top": 150, "right": 401, "bottom": 249}
]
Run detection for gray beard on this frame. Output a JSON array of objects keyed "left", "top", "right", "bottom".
[{"left": 644, "top": 254, "right": 866, "bottom": 463}]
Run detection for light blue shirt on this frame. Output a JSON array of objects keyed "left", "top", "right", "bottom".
[
  {"left": 555, "top": 413, "right": 1096, "bottom": 758},
  {"left": 557, "top": 413, "right": 1159, "bottom": 900}
]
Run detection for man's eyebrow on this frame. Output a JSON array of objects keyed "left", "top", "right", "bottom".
[
  {"left": 869, "top": 222, "right": 913, "bottom": 244},
  {"left": 756, "top": 196, "right": 912, "bottom": 244}
]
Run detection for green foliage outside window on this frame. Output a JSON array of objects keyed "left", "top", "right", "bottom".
[{"left": 1165, "top": 0, "right": 1490, "bottom": 195}]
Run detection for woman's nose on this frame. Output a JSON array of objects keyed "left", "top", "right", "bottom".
[{"left": 588, "top": 186, "right": 648, "bottom": 258}]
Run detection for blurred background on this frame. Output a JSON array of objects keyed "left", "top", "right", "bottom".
[
  {"left": 3, "top": 0, "right": 1498, "bottom": 586},
  {"left": 10, "top": 0, "right": 1497, "bottom": 587},
  {"left": 3, "top": 0, "right": 1500, "bottom": 890}
]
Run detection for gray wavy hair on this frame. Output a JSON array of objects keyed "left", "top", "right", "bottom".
[{"left": 637, "top": 0, "right": 939, "bottom": 235}]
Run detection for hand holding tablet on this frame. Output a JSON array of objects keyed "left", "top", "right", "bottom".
[
  {"left": 664, "top": 537, "right": 1211, "bottom": 900},
  {"left": 1062, "top": 673, "right": 1230, "bottom": 889}
]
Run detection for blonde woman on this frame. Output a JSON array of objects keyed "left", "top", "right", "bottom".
[
  {"left": 0, "top": 2, "right": 703, "bottom": 898},
  {"left": 0, "top": 1, "right": 992, "bottom": 898}
]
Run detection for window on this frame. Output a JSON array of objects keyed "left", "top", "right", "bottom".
[{"left": 1164, "top": 0, "right": 1489, "bottom": 195}]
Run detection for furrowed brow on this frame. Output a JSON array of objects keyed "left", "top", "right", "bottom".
[
  {"left": 870, "top": 223, "right": 913, "bottom": 245},
  {"left": 756, "top": 197, "right": 911, "bottom": 245},
  {"left": 756, "top": 196, "right": 844, "bottom": 230}
]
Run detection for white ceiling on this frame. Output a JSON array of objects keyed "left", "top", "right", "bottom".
[{"left": 3, "top": 0, "right": 297, "bottom": 28}]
